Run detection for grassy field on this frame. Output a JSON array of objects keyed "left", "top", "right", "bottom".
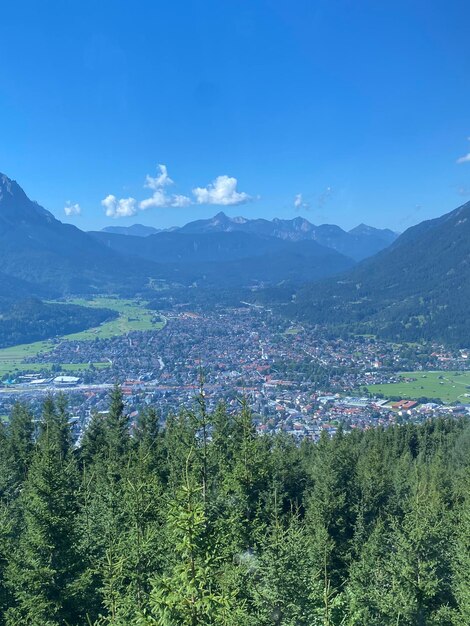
[
  {"left": 62, "top": 297, "right": 165, "bottom": 340},
  {"left": 0, "top": 354, "right": 109, "bottom": 377},
  {"left": 0, "top": 297, "right": 165, "bottom": 377},
  {"left": 0, "top": 341, "right": 53, "bottom": 376},
  {"left": 367, "top": 371, "right": 470, "bottom": 404}
]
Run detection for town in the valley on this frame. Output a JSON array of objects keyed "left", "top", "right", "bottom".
[{"left": 1, "top": 303, "right": 469, "bottom": 441}]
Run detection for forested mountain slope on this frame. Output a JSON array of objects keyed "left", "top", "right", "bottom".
[
  {"left": 0, "top": 173, "right": 157, "bottom": 295},
  {"left": 293, "top": 200, "right": 470, "bottom": 345},
  {"left": 0, "top": 298, "right": 117, "bottom": 348},
  {"left": 90, "top": 229, "right": 356, "bottom": 285}
]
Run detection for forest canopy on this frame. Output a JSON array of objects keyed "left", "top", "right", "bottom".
[{"left": 0, "top": 389, "right": 468, "bottom": 625}]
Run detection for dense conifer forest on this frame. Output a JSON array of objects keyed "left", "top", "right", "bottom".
[
  {"left": 0, "top": 388, "right": 469, "bottom": 625},
  {"left": 290, "top": 201, "right": 470, "bottom": 347}
]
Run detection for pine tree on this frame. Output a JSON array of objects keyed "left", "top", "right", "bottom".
[
  {"left": 105, "top": 384, "right": 129, "bottom": 468},
  {"left": 453, "top": 469, "right": 470, "bottom": 625},
  {"left": 305, "top": 430, "right": 357, "bottom": 588},
  {"left": 0, "top": 503, "right": 13, "bottom": 626},
  {"left": 5, "top": 398, "right": 82, "bottom": 626},
  {"left": 347, "top": 466, "right": 454, "bottom": 626},
  {"left": 5, "top": 402, "right": 34, "bottom": 494},
  {"left": 0, "top": 421, "right": 10, "bottom": 502},
  {"left": 134, "top": 407, "right": 161, "bottom": 459},
  {"left": 90, "top": 448, "right": 164, "bottom": 624},
  {"left": 140, "top": 457, "right": 244, "bottom": 626},
  {"left": 80, "top": 411, "right": 107, "bottom": 466},
  {"left": 75, "top": 385, "right": 133, "bottom": 623},
  {"left": 248, "top": 505, "right": 335, "bottom": 626}
]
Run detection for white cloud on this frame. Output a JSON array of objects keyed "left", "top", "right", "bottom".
[
  {"left": 171, "top": 194, "right": 192, "bottom": 207},
  {"left": 294, "top": 193, "right": 309, "bottom": 210},
  {"left": 101, "top": 194, "right": 137, "bottom": 218},
  {"left": 139, "top": 190, "right": 192, "bottom": 210},
  {"left": 139, "top": 190, "right": 168, "bottom": 210},
  {"left": 145, "top": 164, "right": 174, "bottom": 189},
  {"left": 139, "top": 163, "right": 192, "bottom": 210},
  {"left": 457, "top": 137, "right": 470, "bottom": 164},
  {"left": 63, "top": 201, "right": 81, "bottom": 216},
  {"left": 193, "top": 175, "right": 252, "bottom": 206},
  {"left": 104, "top": 166, "right": 254, "bottom": 218}
]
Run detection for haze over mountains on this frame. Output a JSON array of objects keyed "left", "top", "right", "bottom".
[
  {"left": 0, "top": 173, "right": 357, "bottom": 298},
  {"left": 293, "top": 200, "right": 470, "bottom": 345},
  {"left": 102, "top": 212, "right": 398, "bottom": 262},
  {"left": 0, "top": 173, "right": 153, "bottom": 297},
  {"left": 90, "top": 229, "right": 355, "bottom": 285},
  {"left": 103, "top": 224, "right": 163, "bottom": 237},
  {"left": 1, "top": 171, "right": 469, "bottom": 345}
]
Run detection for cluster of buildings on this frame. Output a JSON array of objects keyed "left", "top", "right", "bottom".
[{"left": 0, "top": 306, "right": 468, "bottom": 439}]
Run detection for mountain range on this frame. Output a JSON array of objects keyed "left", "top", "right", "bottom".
[
  {"left": 102, "top": 223, "right": 163, "bottom": 237},
  {"left": 292, "top": 200, "right": 470, "bottom": 345},
  {"left": 102, "top": 212, "right": 398, "bottom": 262},
  {"left": 1, "top": 171, "right": 469, "bottom": 346},
  {"left": 0, "top": 173, "right": 359, "bottom": 299},
  {"left": 90, "top": 229, "right": 356, "bottom": 287}
]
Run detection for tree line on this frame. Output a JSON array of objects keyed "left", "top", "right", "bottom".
[
  {"left": 0, "top": 387, "right": 469, "bottom": 625},
  {"left": 0, "top": 298, "right": 117, "bottom": 349}
]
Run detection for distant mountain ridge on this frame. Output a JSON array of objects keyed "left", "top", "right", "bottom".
[
  {"left": 90, "top": 229, "right": 356, "bottom": 286},
  {"left": 1, "top": 171, "right": 469, "bottom": 346},
  {"left": 178, "top": 212, "right": 399, "bottom": 260},
  {"left": 103, "top": 212, "right": 398, "bottom": 261},
  {"left": 103, "top": 224, "right": 162, "bottom": 237},
  {"left": 0, "top": 173, "right": 357, "bottom": 297}
]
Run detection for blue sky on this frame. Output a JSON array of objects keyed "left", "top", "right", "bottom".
[{"left": 0, "top": 0, "right": 469, "bottom": 232}]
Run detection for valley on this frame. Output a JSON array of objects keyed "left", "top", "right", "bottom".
[
  {"left": 54, "top": 296, "right": 166, "bottom": 340},
  {"left": 0, "top": 297, "right": 165, "bottom": 376},
  {"left": 2, "top": 6, "right": 470, "bottom": 622},
  {"left": 1, "top": 171, "right": 470, "bottom": 432},
  {"left": 1, "top": 301, "right": 469, "bottom": 442}
]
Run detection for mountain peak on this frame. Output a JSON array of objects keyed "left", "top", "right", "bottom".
[
  {"left": 349, "top": 223, "right": 399, "bottom": 238},
  {"left": 177, "top": 212, "right": 397, "bottom": 259},
  {"left": 210, "top": 211, "right": 248, "bottom": 226},
  {"left": 349, "top": 223, "right": 376, "bottom": 235},
  {"left": 0, "top": 173, "right": 55, "bottom": 223},
  {"left": 0, "top": 172, "right": 25, "bottom": 199}
]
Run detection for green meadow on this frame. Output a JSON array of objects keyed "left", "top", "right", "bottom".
[
  {"left": 62, "top": 297, "right": 166, "bottom": 340},
  {"left": 367, "top": 370, "right": 470, "bottom": 404},
  {"left": 0, "top": 342, "right": 52, "bottom": 376},
  {"left": 0, "top": 297, "right": 165, "bottom": 377}
]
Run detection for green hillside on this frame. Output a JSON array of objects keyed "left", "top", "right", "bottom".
[{"left": 293, "top": 200, "right": 470, "bottom": 346}]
